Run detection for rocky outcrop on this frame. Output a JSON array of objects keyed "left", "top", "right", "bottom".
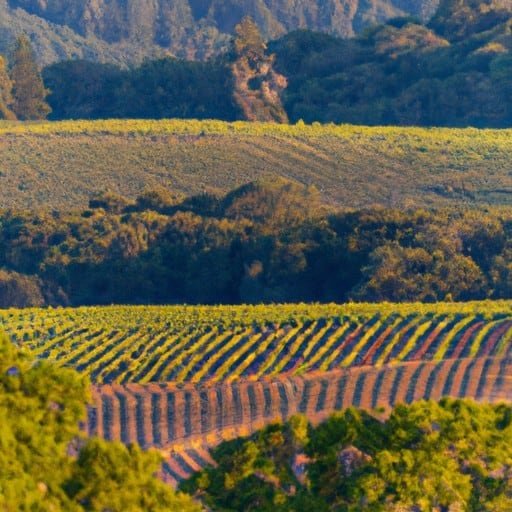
[{"left": 1, "top": 0, "right": 441, "bottom": 64}]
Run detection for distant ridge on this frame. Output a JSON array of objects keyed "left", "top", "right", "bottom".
[{"left": 0, "top": 0, "right": 440, "bottom": 65}]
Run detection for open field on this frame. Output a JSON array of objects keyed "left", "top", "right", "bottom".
[
  {"left": 2, "top": 120, "right": 512, "bottom": 210},
  {"left": 4, "top": 302, "right": 512, "bottom": 385}
]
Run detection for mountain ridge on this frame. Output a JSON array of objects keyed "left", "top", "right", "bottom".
[{"left": 0, "top": 0, "right": 440, "bottom": 64}]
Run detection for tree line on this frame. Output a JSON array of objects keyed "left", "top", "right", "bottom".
[
  {"left": 5, "top": 0, "right": 512, "bottom": 127},
  {"left": 1, "top": 179, "right": 512, "bottom": 307},
  {"left": 2, "top": 17, "right": 286, "bottom": 123},
  {"left": 38, "top": 0, "right": 512, "bottom": 127}
]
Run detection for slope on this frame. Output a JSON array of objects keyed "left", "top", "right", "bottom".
[
  {"left": 1, "top": 120, "right": 512, "bottom": 210},
  {"left": 0, "top": 0, "right": 439, "bottom": 65}
]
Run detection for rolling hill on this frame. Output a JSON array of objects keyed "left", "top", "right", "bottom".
[
  {"left": 3, "top": 301, "right": 512, "bottom": 485},
  {"left": 2, "top": 120, "right": 512, "bottom": 211}
]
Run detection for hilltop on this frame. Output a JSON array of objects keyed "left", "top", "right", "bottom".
[
  {"left": 1, "top": 120, "right": 512, "bottom": 211},
  {"left": 0, "top": 0, "right": 439, "bottom": 65}
]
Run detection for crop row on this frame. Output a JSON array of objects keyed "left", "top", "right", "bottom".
[
  {"left": 88, "top": 356, "right": 512, "bottom": 452},
  {"left": 5, "top": 302, "right": 512, "bottom": 335},
  {"left": 160, "top": 448, "right": 217, "bottom": 488},
  {"left": 4, "top": 309, "right": 511, "bottom": 383}
]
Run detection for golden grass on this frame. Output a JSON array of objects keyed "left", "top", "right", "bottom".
[{"left": 2, "top": 119, "right": 512, "bottom": 210}]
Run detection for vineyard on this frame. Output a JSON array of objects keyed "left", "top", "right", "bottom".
[
  {"left": 2, "top": 303, "right": 512, "bottom": 384},
  {"left": 3, "top": 301, "right": 512, "bottom": 485},
  {"left": 3, "top": 119, "right": 512, "bottom": 210},
  {"left": 88, "top": 356, "right": 512, "bottom": 484}
]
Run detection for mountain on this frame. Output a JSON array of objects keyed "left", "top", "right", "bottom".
[
  {"left": 0, "top": 0, "right": 440, "bottom": 65},
  {"left": 271, "top": 0, "right": 512, "bottom": 126},
  {"left": 39, "top": 0, "right": 512, "bottom": 127}
]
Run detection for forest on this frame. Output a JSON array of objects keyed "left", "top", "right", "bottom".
[
  {"left": 37, "top": 0, "right": 512, "bottom": 126},
  {"left": 0, "top": 180, "right": 511, "bottom": 307},
  {"left": 2, "top": 0, "right": 512, "bottom": 126}
]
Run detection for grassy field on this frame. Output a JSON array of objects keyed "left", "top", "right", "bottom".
[{"left": 2, "top": 119, "right": 512, "bottom": 210}]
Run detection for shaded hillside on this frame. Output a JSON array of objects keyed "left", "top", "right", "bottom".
[
  {"left": 37, "top": 0, "right": 512, "bottom": 126},
  {"left": 0, "top": 0, "right": 170, "bottom": 66},
  {"left": 0, "top": 0, "right": 439, "bottom": 64},
  {"left": 272, "top": 0, "right": 512, "bottom": 126}
]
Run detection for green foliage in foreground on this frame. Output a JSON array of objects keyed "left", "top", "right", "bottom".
[
  {"left": 0, "top": 333, "right": 199, "bottom": 511},
  {"left": 183, "top": 400, "right": 512, "bottom": 511}
]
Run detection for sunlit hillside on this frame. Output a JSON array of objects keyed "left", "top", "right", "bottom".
[{"left": 2, "top": 120, "right": 512, "bottom": 210}]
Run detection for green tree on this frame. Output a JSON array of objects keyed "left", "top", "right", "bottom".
[
  {"left": 0, "top": 332, "right": 88, "bottom": 510},
  {"left": 187, "top": 400, "right": 512, "bottom": 510},
  {"left": 0, "top": 332, "right": 200, "bottom": 511},
  {"left": 66, "top": 439, "right": 200, "bottom": 512},
  {"left": 10, "top": 35, "right": 51, "bottom": 120},
  {"left": 0, "top": 55, "right": 16, "bottom": 120}
]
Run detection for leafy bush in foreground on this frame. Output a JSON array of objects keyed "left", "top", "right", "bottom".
[
  {"left": 0, "top": 333, "right": 200, "bottom": 511},
  {"left": 183, "top": 400, "right": 512, "bottom": 511}
]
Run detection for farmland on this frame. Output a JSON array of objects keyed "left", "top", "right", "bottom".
[
  {"left": 2, "top": 301, "right": 512, "bottom": 485},
  {"left": 3, "top": 302, "right": 512, "bottom": 385},
  {"left": 3, "top": 120, "right": 512, "bottom": 210},
  {"left": 89, "top": 356, "right": 512, "bottom": 484}
]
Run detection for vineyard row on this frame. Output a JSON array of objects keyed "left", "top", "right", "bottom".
[
  {"left": 88, "top": 355, "right": 512, "bottom": 476},
  {"left": 13, "top": 314, "right": 512, "bottom": 383}
]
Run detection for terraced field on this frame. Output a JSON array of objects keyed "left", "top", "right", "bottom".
[
  {"left": 4, "top": 301, "right": 512, "bottom": 485},
  {"left": 3, "top": 120, "right": 512, "bottom": 210}
]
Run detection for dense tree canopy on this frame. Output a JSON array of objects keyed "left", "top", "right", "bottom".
[
  {"left": 0, "top": 55, "right": 15, "bottom": 120},
  {"left": 1, "top": 181, "right": 512, "bottom": 306},
  {"left": 43, "top": 57, "right": 239, "bottom": 120},
  {"left": 183, "top": 400, "right": 512, "bottom": 511},
  {"left": 10, "top": 35, "right": 50, "bottom": 120},
  {"left": 35, "top": 0, "right": 512, "bottom": 126}
]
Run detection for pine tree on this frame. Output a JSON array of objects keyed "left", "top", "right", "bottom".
[
  {"left": 231, "top": 17, "right": 289, "bottom": 123},
  {"left": 10, "top": 36, "right": 50, "bottom": 120},
  {"left": 0, "top": 55, "right": 16, "bottom": 120},
  {"left": 233, "top": 16, "right": 267, "bottom": 60}
]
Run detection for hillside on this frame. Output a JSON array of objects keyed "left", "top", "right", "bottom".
[
  {"left": 0, "top": 0, "right": 439, "bottom": 65},
  {"left": 3, "top": 301, "right": 512, "bottom": 491},
  {"left": 32, "top": 0, "right": 512, "bottom": 126},
  {"left": 272, "top": 0, "right": 512, "bottom": 126},
  {"left": 2, "top": 120, "right": 512, "bottom": 210}
]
